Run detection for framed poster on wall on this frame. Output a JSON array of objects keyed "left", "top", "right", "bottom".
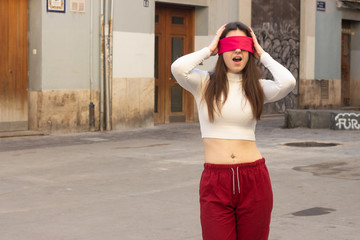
[{"left": 47, "top": 0, "right": 66, "bottom": 13}]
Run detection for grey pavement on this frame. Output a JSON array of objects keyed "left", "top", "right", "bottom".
[{"left": 0, "top": 116, "right": 359, "bottom": 240}]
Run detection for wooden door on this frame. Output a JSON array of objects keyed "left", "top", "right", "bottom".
[
  {"left": 0, "top": 0, "right": 28, "bottom": 131},
  {"left": 154, "top": 4, "right": 195, "bottom": 123},
  {"left": 341, "top": 21, "right": 351, "bottom": 106}
]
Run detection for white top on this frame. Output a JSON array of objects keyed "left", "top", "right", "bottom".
[{"left": 171, "top": 47, "right": 296, "bottom": 141}]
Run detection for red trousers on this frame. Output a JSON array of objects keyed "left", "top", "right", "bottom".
[{"left": 199, "top": 158, "right": 273, "bottom": 240}]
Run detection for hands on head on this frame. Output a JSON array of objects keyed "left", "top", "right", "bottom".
[
  {"left": 208, "top": 24, "right": 264, "bottom": 59},
  {"left": 249, "top": 27, "right": 264, "bottom": 59}
]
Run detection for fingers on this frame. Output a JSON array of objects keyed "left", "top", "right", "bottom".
[
  {"left": 209, "top": 24, "right": 227, "bottom": 56},
  {"left": 249, "top": 27, "right": 264, "bottom": 59},
  {"left": 249, "top": 27, "right": 259, "bottom": 45},
  {"left": 216, "top": 24, "right": 227, "bottom": 37}
]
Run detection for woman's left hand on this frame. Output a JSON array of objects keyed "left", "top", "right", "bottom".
[{"left": 249, "top": 27, "right": 264, "bottom": 59}]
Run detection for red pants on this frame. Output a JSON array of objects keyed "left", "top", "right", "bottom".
[{"left": 199, "top": 158, "right": 273, "bottom": 240}]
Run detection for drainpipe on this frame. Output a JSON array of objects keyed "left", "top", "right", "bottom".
[
  {"left": 104, "top": 0, "right": 111, "bottom": 131},
  {"left": 100, "top": 0, "right": 113, "bottom": 131},
  {"left": 109, "top": 0, "right": 114, "bottom": 130},
  {"left": 89, "top": 0, "right": 95, "bottom": 130},
  {"left": 100, "top": 0, "right": 105, "bottom": 131}
]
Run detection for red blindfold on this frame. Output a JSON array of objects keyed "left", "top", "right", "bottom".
[{"left": 218, "top": 36, "right": 254, "bottom": 54}]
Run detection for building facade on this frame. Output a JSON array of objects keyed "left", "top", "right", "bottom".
[
  {"left": 300, "top": 0, "right": 360, "bottom": 109},
  {"left": 0, "top": 0, "right": 359, "bottom": 133}
]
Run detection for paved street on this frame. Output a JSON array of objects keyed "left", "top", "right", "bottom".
[{"left": 0, "top": 116, "right": 359, "bottom": 240}]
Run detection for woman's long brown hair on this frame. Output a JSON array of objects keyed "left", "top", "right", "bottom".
[{"left": 203, "top": 22, "right": 264, "bottom": 121}]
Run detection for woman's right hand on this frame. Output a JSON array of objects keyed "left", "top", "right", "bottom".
[{"left": 208, "top": 24, "right": 226, "bottom": 56}]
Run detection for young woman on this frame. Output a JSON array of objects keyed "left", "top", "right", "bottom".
[{"left": 171, "top": 22, "right": 296, "bottom": 240}]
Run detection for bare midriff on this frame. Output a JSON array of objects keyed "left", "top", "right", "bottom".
[{"left": 203, "top": 138, "right": 262, "bottom": 164}]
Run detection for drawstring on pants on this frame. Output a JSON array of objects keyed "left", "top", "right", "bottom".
[
  {"left": 203, "top": 159, "right": 267, "bottom": 196},
  {"left": 231, "top": 167, "right": 241, "bottom": 195},
  {"left": 231, "top": 168, "right": 235, "bottom": 194}
]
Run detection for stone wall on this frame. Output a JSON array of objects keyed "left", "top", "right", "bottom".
[
  {"left": 350, "top": 79, "right": 360, "bottom": 105},
  {"left": 299, "top": 79, "right": 341, "bottom": 109},
  {"left": 111, "top": 78, "right": 154, "bottom": 130},
  {"left": 29, "top": 90, "right": 100, "bottom": 133},
  {"left": 28, "top": 78, "right": 155, "bottom": 133}
]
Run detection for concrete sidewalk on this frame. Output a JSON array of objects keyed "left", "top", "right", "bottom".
[{"left": 0, "top": 117, "right": 359, "bottom": 240}]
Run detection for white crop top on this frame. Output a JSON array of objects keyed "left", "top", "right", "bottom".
[{"left": 171, "top": 47, "right": 296, "bottom": 141}]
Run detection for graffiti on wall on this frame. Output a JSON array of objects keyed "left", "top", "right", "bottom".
[
  {"left": 334, "top": 113, "right": 360, "bottom": 130},
  {"left": 251, "top": 0, "right": 300, "bottom": 114},
  {"left": 253, "top": 22, "right": 299, "bottom": 114},
  {"left": 254, "top": 23, "right": 299, "bottom": 80}
]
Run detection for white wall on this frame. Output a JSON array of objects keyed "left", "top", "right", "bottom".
[
  {"left": 315, "top": 0, "right": 342, "bottom": 80},
  {"left": 113, "top": 31, "right": 155, "bottom": 78},
  {"left": 29, "top": 0, "right": 101, "bottom": 91}
]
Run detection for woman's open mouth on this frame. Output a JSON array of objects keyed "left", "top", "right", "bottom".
[{"left": 233, "top": 56, "right": 242, "bottom": 62}]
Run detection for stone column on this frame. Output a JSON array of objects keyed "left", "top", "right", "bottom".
[
  {"left": 238, "top": 0, "right": 252, "bottom": 26},
  {"left": 299, "top": 0, "right": 316, "bottom": 83}
]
